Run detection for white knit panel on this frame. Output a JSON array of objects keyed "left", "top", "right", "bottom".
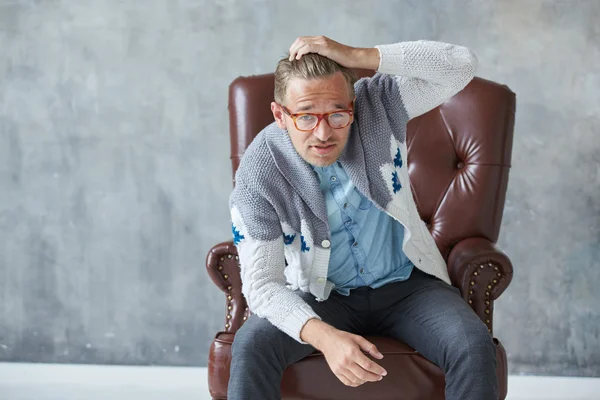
[
  {"left": 376, "top": 41, "right": 478, "bottom": 119},
  {"left": 231, "top": 207, "right": 321, "bottom": 343}
]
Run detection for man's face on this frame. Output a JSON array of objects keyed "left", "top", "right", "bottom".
[{"left": 271, "top": 72, "right": 353, "bottom": 167}]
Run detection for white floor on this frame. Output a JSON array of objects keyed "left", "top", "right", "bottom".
[{"left": 0, "top": 363, "right": 598, "bottom": 400}]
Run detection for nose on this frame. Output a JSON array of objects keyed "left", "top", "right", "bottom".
[{"left": 312, "top": 119, "right": 333, "bottom": 142}]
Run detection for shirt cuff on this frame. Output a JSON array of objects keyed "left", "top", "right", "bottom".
[{"left": 280, "top": 306, "right": 322, "bottom": 344}]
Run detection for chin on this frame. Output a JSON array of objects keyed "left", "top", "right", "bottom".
[
  {"left": 299, "top": 147, "right": 342, "bottom": 167},
  {"left": 307, "top": 156, "right": 337, "bottom": 167}
]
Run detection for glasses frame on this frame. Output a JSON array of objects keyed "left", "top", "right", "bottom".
[{"left": 279, "top": 103, "right": 354, "bottom": 132}]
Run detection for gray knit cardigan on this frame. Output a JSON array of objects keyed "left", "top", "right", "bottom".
[{"left": 229, "top": 40, "right": 478, "bottom": 343}]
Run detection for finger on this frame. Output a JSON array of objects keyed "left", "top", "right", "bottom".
[
  {"left": 337, "top": 372, "right": 358, "bottom": 387},
  {"left": 289, "top": 37, "right": 306, "bottom": 61},
  {"left": 295, "top": 44, "right": 312, "bottom": 60},
  {"left": 289, "top": 37, "right": 302, "bottom": 53},
  {"left": 341, "top": 368, "right": 365, "bottom": 386},
  {"left": 348, "top": 362, "right": 382, "bottom": 383},
  {"left": 355, "top": 353, "right": 387, "bottom": 377},
  {"left": 288, "top": 44, "right": 298, "bottom": 61},
  {"left": 355, "top": 336, "right": 384, "bottom": 360}
]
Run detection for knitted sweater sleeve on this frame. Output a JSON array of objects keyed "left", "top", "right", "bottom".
[
  {"left": 229, "top": 183, "right": 322, "bottom": 343},
  {"left": 374, "top": 40, "right": 478, "bottom": 119}
]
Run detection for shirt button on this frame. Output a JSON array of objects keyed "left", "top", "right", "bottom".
[
  {"left": 353, "top": 242, "right": 358, "bottom": 247},
  {"left": 321, "top": 240, "right": 331, "bottom": 248},
  {"left": 360, "top": 268, "right": 364, "bottom": 274},
  {"left": 343, "top": 203, "right": 348, "bottom": 208},
  {"left": 317, "top": 277, "right": 326, "bottom": 284},
  {"left": 330, "top": 176, "right": 337, "bottom": 182}
]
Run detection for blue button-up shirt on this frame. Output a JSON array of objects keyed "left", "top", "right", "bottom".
[{"left": 312, "top": 162, "right": 414, "bottom": 296}]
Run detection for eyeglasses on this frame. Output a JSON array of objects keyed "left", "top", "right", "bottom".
[{"left": 279, "top": 103, "right": 354, "bottom": 132}]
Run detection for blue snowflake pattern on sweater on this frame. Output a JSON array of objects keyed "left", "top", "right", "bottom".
[
  {"left": 394, "top": 148, "right": 403, "bottom": 168},
  {"left": 300, "top": 235, "right": 310, "bottom": 252},
  {"left": 232, "top": 223, "right": 245, "bottom": 245},
  {"left": 392, "top": 171, "right": 402, "bottom": 193},
  {"left": 284, "top": 233, "right": 296, "bottom": 245}
]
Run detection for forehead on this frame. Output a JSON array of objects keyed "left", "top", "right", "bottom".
[{"left": 285, "top": 72, "right": 351, "bottom": 110}]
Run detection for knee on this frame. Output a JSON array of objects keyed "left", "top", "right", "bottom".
[
  {"left": 468, "top": 323, "right": 496, "bottom": 360},
  {"left": 231, "top": 316, "right": 283, "bottom": 361},
  {"left": 446, "top": 320, "right": 496, "bottom": 368}
]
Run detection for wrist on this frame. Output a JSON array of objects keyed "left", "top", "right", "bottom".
[
  {"left": 300, "top": 318, "right": 335, "bottom": 349},
  {"left": 351, "top": 47, "right": 380, "bottom": 70}
]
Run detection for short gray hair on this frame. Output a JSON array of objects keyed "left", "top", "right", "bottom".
[{"left": 274, "top": 53, "right": 357, "bottom": 104}]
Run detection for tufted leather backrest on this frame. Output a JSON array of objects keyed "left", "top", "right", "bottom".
[{"left": 228, "top": 72, "right": 515, "bottom": 260}]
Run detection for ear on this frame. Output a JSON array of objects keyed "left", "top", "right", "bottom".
[{"left": 271, "top": 102, "right": 287, "bottom": 130}]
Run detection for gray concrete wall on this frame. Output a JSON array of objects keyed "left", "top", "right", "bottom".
[{"left": 0, "top": 0, "right": 598, "bottom": 376}]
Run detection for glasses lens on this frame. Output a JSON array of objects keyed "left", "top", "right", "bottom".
[
  {"left": 296, "top": 114, "right": 318, "bottom": 131},
  {"left": 328, "top": 112, "right": 351, "bottom": 128}
]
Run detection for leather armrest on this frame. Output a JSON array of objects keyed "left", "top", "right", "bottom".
[
  {"left": 206, "top": 241, "right": 249, "bottom": 333},
  {"left": 447, "top": 237, "right": 514, "bottom": 334}
]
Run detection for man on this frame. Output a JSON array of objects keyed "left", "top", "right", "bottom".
[{"left": 228, "top": 36, "right": 496, "bottom": 399}]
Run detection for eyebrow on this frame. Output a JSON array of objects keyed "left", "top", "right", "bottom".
[{"left": 296, "top": 103, "right": 348, "bottom": 112}]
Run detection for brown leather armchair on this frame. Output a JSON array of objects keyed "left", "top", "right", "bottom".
[{"left": 206, "top": 70, "right": 516, "bottom": 400}]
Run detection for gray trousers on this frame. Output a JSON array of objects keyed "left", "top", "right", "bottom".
[{"left": 228, "top": 268, "right": 497, "bottom": 400}]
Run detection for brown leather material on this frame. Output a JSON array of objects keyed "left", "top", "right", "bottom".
[
  {"left": 208, "top": 332, "right": 507, "bottom": 400},
  {"left": 447, "top": 238, "right": 514, "bottom": 334},
  {"left": 495, "top": 338, "right": 509, "bottom": 400},
  {"left": 229, "top": 74, "right": 275, "bottom": 186},
  {"left": 208, "top": 333, "right": 236, "bottom": 400},
  {"left": 209, "top": 72, "right": 516, "bottom": 399},
  {"left": 206, "top": 242, "right": 248, "bottom": 334},
  {"left": 406, "top": 77, "right": 516, "bottom": 260}
]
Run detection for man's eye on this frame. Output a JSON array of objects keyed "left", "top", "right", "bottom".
[{"left": 298, "top": 115, "right": 314, "bottom": 121}]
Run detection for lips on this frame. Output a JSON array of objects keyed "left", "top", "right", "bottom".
[{"left": 311, "top": 144, "right": 336, "bottom": 155}]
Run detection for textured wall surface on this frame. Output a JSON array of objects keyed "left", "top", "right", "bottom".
[{"left": 0, "top": 0, "right": 598, "bottom": 375}]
